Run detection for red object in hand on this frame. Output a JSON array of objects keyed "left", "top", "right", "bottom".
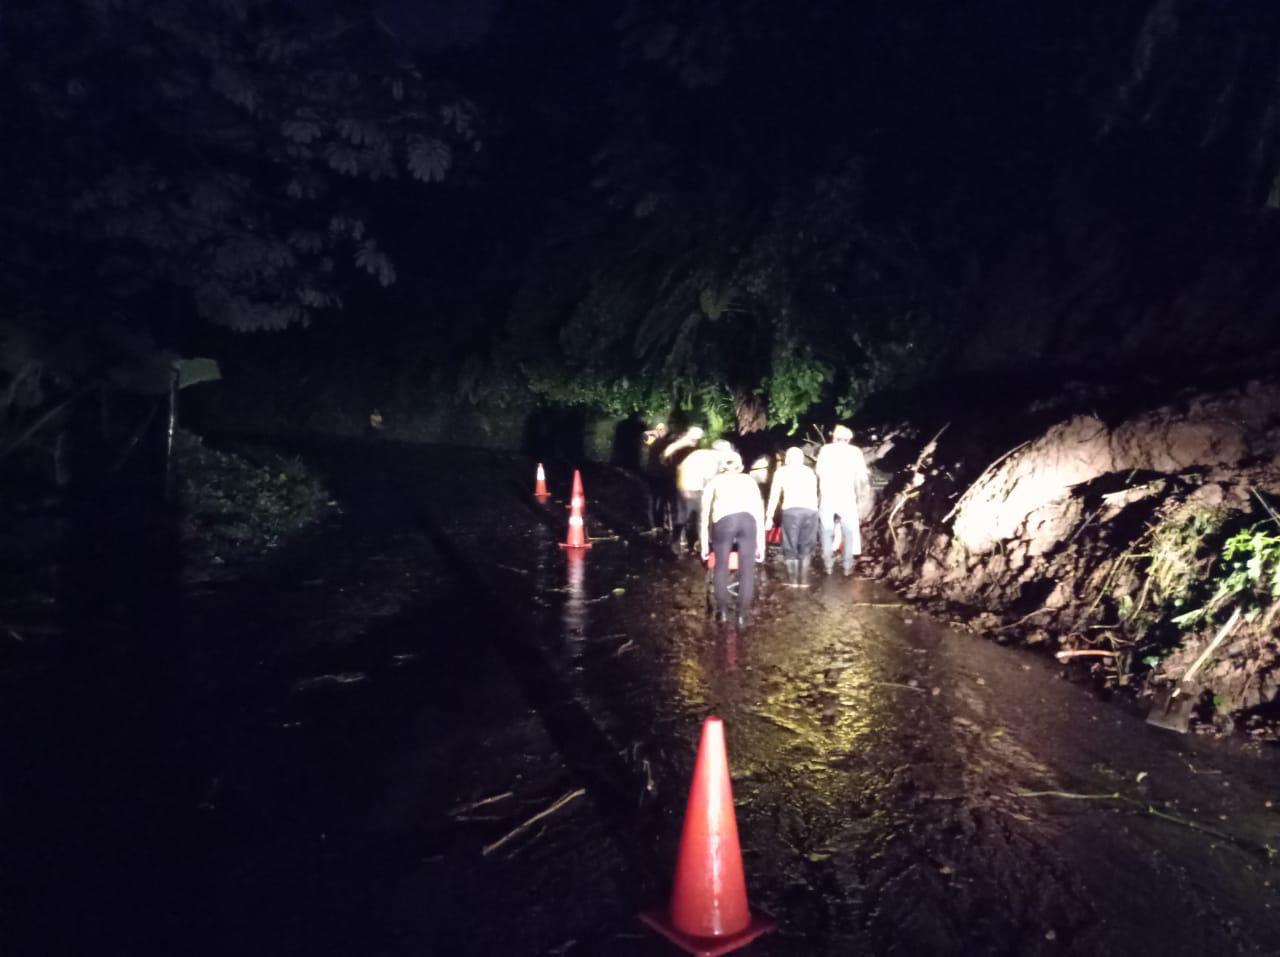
[
  {"left": 766, "top": 525, "right": 782, "bottom": 545},
  {"left": 704, "top": 550, "right": 739, "bottom": 571}
]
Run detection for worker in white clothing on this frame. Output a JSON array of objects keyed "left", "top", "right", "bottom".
[
  {"left": 664, "top": 426, "right": 719, "bottom": 554},
  {"left": 699, "top": 449, "right": 765, "bottom": 626},
  {"left": 815, "top": 424, "right": 870, "bottom": 576},
  {"left": 764, "top": 447, "right": 819, "bottom": 586}
]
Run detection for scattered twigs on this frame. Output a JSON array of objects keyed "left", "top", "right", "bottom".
[
  {"left": 942, "top": 439, "right": 1029, "bottom": 524},
  {"left": 1014, "top": 786, "right": 1273, "bottom": 858},
  {"left": 481, "top": 788, "right": 586, "bottom": 856},
  {"left": 1184, "top": 761, "right": 1223, "bottom": 776}
]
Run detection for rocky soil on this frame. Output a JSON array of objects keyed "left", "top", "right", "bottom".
[{"left": 862, "top": 377, "right": 1280, "bottom": 736}]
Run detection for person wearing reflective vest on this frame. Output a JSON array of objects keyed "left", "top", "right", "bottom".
[{"left": 665, "top": 427, "right": 719, "bottom": 555}]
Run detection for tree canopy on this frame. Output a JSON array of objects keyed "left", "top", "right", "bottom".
[{"left": 1, "top": 0, "right": 473, "bottom": 448}]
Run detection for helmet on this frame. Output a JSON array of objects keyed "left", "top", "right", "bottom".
[
  {"left": 718, "top": 450, "right": 743, "bottom": 473},
  {"left": 784, "top": 447, "right": 804, "bottom": 466},
  {"left": 710, "top": 439, "right": 733, "bottom": 452},
  {"left": 832, "top": 424, "right": 853, "bottom": 442},
  {"left": 686, "top": 426, "right": 705, "bottom": 441}
]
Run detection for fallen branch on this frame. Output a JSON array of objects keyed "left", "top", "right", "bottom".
[
  {"left": 872, "top": 681, "right": 926, "bottom": 694},
  {"left": 1252, "top": 488, "right": 1280, "bottom": 530},
  {"left": 449, "top": 791, "right": 514, "bottom": 817},
  {"left": 995, "top": 608, "right": 1052, "bottom": 632},
  {"left": 481, "top": 787, "right": 586, "bottom": 856},
  {"left": 0, "top": 380, "right": 108, "bottom": 462},
  {"left": 1054, "top": 649, "right": 1119, "bottom": 661},
  {"left": 942, "top": 439, "right": 1029, "bottom": 524},
  {"left": 1014, "top": 787, "right": 1273, "bottom": 858},
  {"left": 1064, "top": 507, "right": 1102, "bottom": 548}
]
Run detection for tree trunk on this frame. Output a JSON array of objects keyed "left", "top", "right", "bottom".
[{"left": 734, "top": 389, "right": 766, "bottom": 434}]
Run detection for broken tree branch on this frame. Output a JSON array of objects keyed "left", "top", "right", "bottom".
[
  {"left": 942, "top": 439, "right": 1030, "bottom": 524},
  {"left": 481, "top": 788, "right": 586, "bottom": 856},
  {"left": 1054, "top": 649, "right": 1119, "bottom": 661}
]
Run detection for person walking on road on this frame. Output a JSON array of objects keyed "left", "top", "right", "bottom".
[
  {"left": 815, "top": 424, "right": 871, "bottom": 576},
  {"left": 700, "top": 449, "right": 765, "bottom": 626},
  {"left": 764, "top": 446, "right": 820, "bottom": 586},
  {"left": 641, "top": 422, "right": 672, "bottom": 530},
  {"left": 665, "top": 426, "right": 720, "bottom": 555}
]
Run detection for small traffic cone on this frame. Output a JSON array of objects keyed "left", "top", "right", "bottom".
[
  {"left": 639, "top": 717, "right": 775, "bottom": 956},
  {"left": 559, "top": 469, "right": 592, "bottom": 549},
  {"left": 534, "top": 462, "right": 550, "bottom": 500}
]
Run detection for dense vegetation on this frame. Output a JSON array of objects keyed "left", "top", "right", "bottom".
[{"left": 7, "top": 0, "right": 1280, "bottom": 461}]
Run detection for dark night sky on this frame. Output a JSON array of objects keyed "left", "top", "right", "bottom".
[{"left": 375, "top": 0, "right": 502, "bottom": 47}]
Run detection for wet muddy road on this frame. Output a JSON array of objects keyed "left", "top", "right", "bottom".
[{"left": 4, "top": 441, "right": 1279, "bottom": 955}]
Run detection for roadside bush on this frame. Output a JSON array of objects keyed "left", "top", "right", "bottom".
[{"left": 176, "top": 429, "right": 329, "bottom": 556}]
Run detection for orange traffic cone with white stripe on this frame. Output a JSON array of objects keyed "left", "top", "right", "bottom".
[
  {"left": 559, "top": 469, "right": 591, "bottom": 549},
  {"left": 639, "top": 716, "right": 775, "bottom": 956},
  {"left": 534, "top": 462, "right": 550, "bottom": 500}
]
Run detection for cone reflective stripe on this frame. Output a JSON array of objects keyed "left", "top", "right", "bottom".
[
  {"left": 559, "top": 469, "right": 592, "bottom": 549},
  {"left": 534, "top": 463, "right": 550, "bottom": 499},
  {"left": 640, "top": 717, "right": 775, "bottom": 956}
]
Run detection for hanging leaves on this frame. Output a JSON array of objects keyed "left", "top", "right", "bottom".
[{"left": 408, "top": 136, "right": 453, "bottom": 183}]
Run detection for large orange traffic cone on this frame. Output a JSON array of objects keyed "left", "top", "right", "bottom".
[
  {"left": 559, "top": 469, "right": 591, "bottom": 549},
  {"left": 534, "top": 462, "right": 550, "bottom": 500},
  {"left": 639, "top": 717, "right": 775, "bottom": 956}
]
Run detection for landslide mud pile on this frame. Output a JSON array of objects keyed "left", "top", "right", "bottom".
[{"left": 866, "top": 379, "right": 1280, "bottom": 733}]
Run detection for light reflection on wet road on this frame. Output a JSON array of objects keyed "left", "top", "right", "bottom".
[
  {"left": 447, "top": 455, "right": 1280, "bottom": 956},
  {"left": 17, "top": 444, "right": 1266, "bottom": 956}
]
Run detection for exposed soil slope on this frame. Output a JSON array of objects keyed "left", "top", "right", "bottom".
[{"left": 865, "top": 378, "right": 1280, "bottom": 733}]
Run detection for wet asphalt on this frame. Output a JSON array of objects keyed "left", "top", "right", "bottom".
[{"left": 3, "top": 440, "right": 1278, "bottom": 955}]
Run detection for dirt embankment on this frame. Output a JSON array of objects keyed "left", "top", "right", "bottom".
[{"left": 864, "top": 378, "right": 1280, "bottom": 734}]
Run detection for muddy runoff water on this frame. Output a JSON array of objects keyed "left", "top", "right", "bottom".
[{"left": 4, "top": 441, "right": 1276, "bottom": 955}]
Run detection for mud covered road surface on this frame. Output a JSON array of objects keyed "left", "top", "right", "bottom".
[{"left": 3, "top": 440, "right": 1279, "bottom": 956}]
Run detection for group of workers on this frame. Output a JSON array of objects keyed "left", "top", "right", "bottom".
[{"left": 643, "top": 423, "right": 873, "bottom": 626}]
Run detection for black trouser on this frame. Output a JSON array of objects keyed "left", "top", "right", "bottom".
[
  {"left": 780, "top": 507, "right": 819, "bottom": 560},
  {"left": 646, "top": 472, "right": 674, "bottom": 529},
  {"left": 711, "top": 512, "right": 757, "bottom": 619}
]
